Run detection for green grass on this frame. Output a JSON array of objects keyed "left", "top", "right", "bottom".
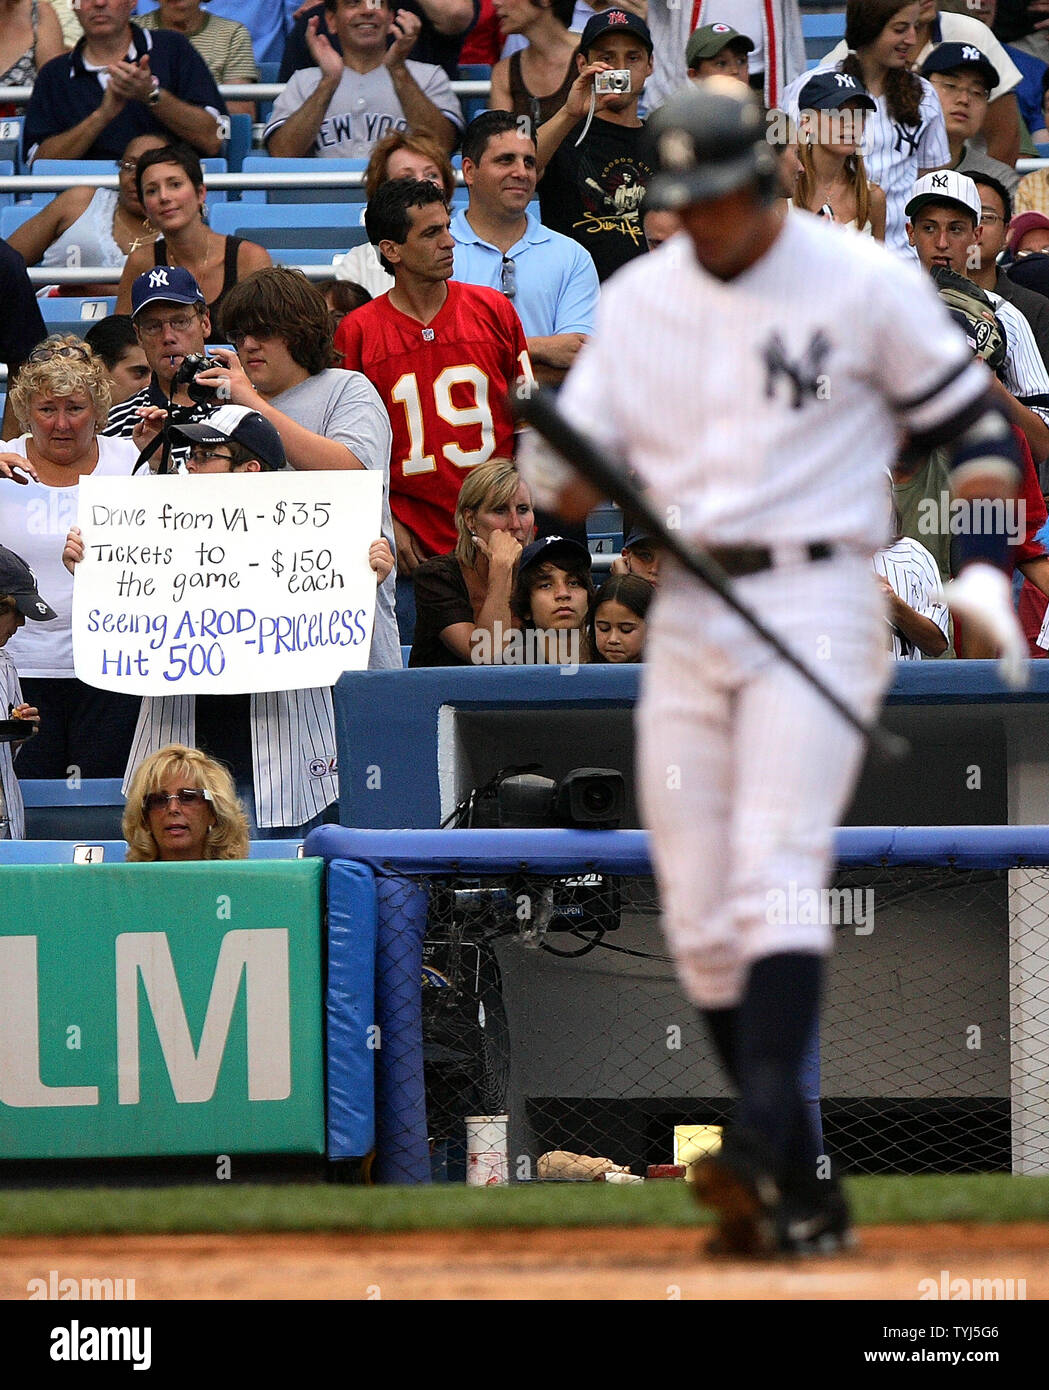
[{"left": 1, "top": 1175, "right": 1048, "bottom": 1238}]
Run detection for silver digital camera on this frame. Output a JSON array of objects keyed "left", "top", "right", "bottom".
[{"left": 595, "top": 69, "right": 631, "bottom": 95}]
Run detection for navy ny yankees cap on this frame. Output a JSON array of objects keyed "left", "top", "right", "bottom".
[
  {"left": 798, "top": 69, "right": 876, "bottom": 112},
  {"left": 131, "top": 266, "right": 206, "bottom": 318},
  {"left": 579, "top": 8, "right": 653, "bottom": 54},
  {"left": 920, "top": 42, "right": 999, "bottom": 93},
  {"left": 519, "top": 536, "right": 593, "bottom": 575},
  {"left": 0, "top": 545, "right": 57, "bottom": 621}
]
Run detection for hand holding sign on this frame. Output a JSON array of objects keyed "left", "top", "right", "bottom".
[{"left": 72, "top": 471, "right": 385, "bottom": 695}]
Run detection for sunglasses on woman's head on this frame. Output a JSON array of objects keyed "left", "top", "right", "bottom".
[
  {"left": 143, "top": 787, "right": 214, "bottom": 813},
  {"left": 28, "top": 342, "right": 92, "bottom": 365}
]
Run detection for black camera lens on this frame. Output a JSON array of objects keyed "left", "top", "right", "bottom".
[
  {"left": 581, "top": 783, "right": 615, "bottom": 815},
  {"left": 173, "top": 353, "right": 222, "bottom": 406}
]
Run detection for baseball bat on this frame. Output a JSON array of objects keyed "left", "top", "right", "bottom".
[{"left": 515, "top": 387, "right": 909, "bottom": 764}]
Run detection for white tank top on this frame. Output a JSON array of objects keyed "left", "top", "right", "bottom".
[{"left": 41, "top": 187, "right": 125, "bottom": 270}]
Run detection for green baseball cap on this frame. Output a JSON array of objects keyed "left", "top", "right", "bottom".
[{"left": 686, "top": 23, "right": 754, "bottom": 67}]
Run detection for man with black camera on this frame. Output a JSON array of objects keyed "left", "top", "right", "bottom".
[
  {"left": 102, "top": 266, "right": 216, "bottom": 469},
  {"left": 535, "top": 9, "right": 656, "bottom": 281}
]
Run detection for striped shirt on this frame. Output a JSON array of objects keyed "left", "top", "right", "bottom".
[
  {"left": 783, "top": 67, "right": 950, "bottom": 253},
  {"left": 873, "top": 536, "right": 950, "bottom": 660},
  {"left": 1014, "top": 169, "right": 1049, "bottom": 218},
  {"left": 102, "top": 380, "right": 211, "bottom": 471},
  {"left": 988, "top": 292, "right": 1049, "bottom": 425},
  {"left": 138, "top": 11, "right": 258, "bottom": 84}
]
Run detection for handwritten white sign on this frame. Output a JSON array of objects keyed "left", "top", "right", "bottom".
[{"left": 72, "top": 471, "right": 384, "bottom": 695}]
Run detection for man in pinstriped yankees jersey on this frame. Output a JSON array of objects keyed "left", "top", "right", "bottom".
[
  {"left": 906, "top": 170, "right": 1049, "bottom": 468},
  {"left": 521, "top": 79, "right": 1029, "bottom": 1255}
]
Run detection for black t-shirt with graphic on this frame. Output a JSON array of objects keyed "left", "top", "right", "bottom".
[{"left": 538, "top": 118, "right": 654, "bottom": 282}]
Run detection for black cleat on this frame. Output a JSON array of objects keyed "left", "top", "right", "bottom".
[
  {"left": 776, "top": 1179, "right": 855, "bottom": 1257},
  {"left": 690, "top": 1129, "right": 781, "bottom": 1257}
]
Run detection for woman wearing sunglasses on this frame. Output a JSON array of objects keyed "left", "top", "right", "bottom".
[
  {"left": 124, "top": 743, "right": 249, "bottom": 862},
  {"left": 0, "top": 335, "right": 139, "bottom": 779}
]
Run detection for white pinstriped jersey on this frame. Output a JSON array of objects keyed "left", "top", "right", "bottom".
[
  {"left": 0, "top": 651, "right": 26, "bottom": 840},
  {"left": 818, "top": 12, "right": 1023, "bottom": 101},
  {"left": 987, "top": 293, "right": 1049, "bottom": 425},
  {"left": 873, "top": 537, "right": 949, "bottom": 659},
  {"left": 549, "top": 213, "right": 989, "bottom": 554},
  {"left": 782, "top": 68, "right": 950, "bottom": 253},
  {"left": 121, "top": 688, "right": 339, "bottom": 830}
]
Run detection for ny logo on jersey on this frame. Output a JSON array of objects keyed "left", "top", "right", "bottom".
[
  {"left": 762, "top": 330, "right": 832, "bottom": 409},
  {"left": 892, "top": 122, "right": 923, "bottom": 156}
]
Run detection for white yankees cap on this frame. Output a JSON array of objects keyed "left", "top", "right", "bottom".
[{"left": 905, "top": 170, "right": 982, "bottom": 224}]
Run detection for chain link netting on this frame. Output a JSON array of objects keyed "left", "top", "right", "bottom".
[{"left": 375, "top": 862, "right": 1049, "bottom": 1181}]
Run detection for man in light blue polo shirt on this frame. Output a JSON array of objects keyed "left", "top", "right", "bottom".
[{"left": 450, "top": 110, "right": 600, "bottom": 386}]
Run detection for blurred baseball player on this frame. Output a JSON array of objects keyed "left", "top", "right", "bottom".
[{"left": 521, "top": 79, "right": 1028, "bottom": 1256}]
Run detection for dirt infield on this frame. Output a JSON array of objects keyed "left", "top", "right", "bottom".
[{"left": 1, "top": 1224, "right": 1046, "bottom": 1300}]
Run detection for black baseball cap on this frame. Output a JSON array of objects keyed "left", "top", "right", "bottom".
[
  {"left": 579, "top": 8, "right": 653, "bottom": 54},
  {"left": 518, "top": 536, "right": 593, "bottom": 575},
  {"left": 798, "top": 70, "right": 876, "bottom": 112},
  {"left": 172, "top": 404, "right": 287, "bottom": 471},
  {"left": 0, "top": 545, "right": 57, "bottom": 621},
  {"left": 920, "top": 42, "right": 999, "bottom": 92},
  {"left": 623, "top": 526, "right": 655, "bottom": 550}
]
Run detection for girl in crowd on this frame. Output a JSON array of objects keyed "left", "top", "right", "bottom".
[
  {"left": 588, "top": 573, "right": 653, "bottom": 663},
  {"left": 124, "top": 743, "right": 250, "bottom": 862},
  {"left": 115, "top": 144, "right": 271, "bottom": 341},
  {"left": 792, "top": 71, "right": 887, "bottom": 238}
]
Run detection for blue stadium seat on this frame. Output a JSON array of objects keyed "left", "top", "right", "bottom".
[
  {"left": 223, "top": 112, "right": 253, "bottom": 174},
  {"left": 20, "top": 778, "right": 126, "bottom": 841},
  {"left": 239, "top": 155, "right": 370, "bottom": 203},
  {"left": 457, "top": 63, "right": 493, "bottom": 125},
  {"left": 210, "top": 201, "right": 364, "bottom": 234},
  {"left": 27, "top": 157, "right": 230, "bottom": 205},
  {"left": 273, "top": 248, "right": 356, "bottom": 265},
  {"left": 39, "top": 296, "right": 116, "bottom": 323},
  {"left": 258, "top": 61, "right": 282, "bottom": 83},
  {"left": 1, "top": 203, "right": 36, "bottom": 239},
  {"left": 247, "top": 224, "right": 369, "bottom": 250},
  {"left": 0, "top": 159, "right": 13, "bottom": 207},
  {"left": 0, "top": 115, "right": 24, "bottom": 172},
  {"left": 801, "top": 10, "right": 845, "bottom": 62}
]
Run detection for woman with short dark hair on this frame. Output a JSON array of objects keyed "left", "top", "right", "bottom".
[{"left": 114, "top": 144, "right": 271, "bottom": 339}]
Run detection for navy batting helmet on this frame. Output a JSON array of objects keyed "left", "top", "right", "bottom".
[{"left": 647, "top": 77, "right": 777, "bottom": 210}]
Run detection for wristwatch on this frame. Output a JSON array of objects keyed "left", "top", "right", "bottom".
[{"left": 146, "top": 77, "right": 161, "bottom": 106}]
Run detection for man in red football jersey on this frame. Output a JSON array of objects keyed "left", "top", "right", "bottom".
[{"left": 335, "top": 177, "right": 533, "bottom": 638}]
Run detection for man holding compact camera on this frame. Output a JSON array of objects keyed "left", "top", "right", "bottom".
[
  {"left": 535, "top": 9, "right": 656, "bottom": 281},
  {"left": 102, "top": 266, "right": 217, "bottom": 470}
]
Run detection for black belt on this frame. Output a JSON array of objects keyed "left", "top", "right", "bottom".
[{"left": 706, "top": 542, "right": 836, "bottom": 578}]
